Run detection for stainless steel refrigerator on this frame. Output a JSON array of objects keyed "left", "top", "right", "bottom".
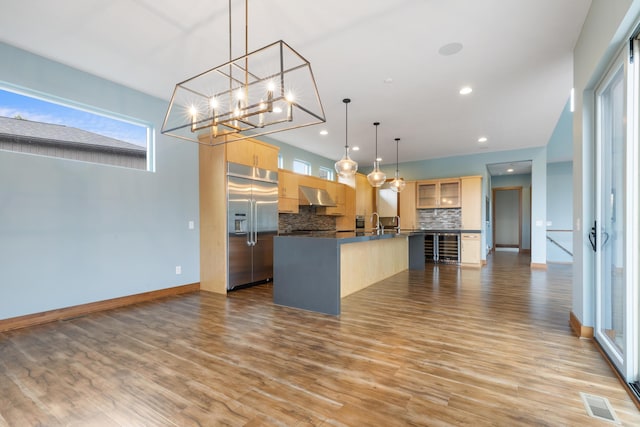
[{"left": 227, "top": 162, "right": 278, "bottom": 290}]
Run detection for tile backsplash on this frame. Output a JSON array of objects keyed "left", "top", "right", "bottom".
[
  {"left": 279, "top": 206, "right": 336, "bottom": 232},
  {"left": 418, "top": 208, "right": 461, "bottom": 229}
]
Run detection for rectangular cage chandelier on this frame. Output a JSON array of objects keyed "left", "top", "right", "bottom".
[{"left": 161, "top": 38, "right": 325, "bottom": 145}]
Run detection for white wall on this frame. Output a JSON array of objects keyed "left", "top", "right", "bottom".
[{"left": 573, "top": 0, "right": 640, "bottom": 326}]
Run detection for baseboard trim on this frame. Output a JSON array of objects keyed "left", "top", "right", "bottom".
[
  {"left": 530, "top": 262, "right": 547, "bottom": 270},
  {"left": 0, "top": 283, "right": 200, "bottom": 333},
  {"left": 569, "top": 310, "right": 594, "bottom": 339}
]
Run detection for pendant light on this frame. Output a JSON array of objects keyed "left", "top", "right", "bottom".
[
  {"left": 367, "top": 122, "right": 386, "bottom": 187},
  {"left": 334, "top": 98, "right": 358, "bottom": 178},
  {"left": 390, "top": 138, "right": 406, "bottom": 193}
]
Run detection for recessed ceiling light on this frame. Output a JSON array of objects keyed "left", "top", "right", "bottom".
[
  {"left": 507, "top": 168, "right": 514, "bottom": 173},
  {"left": 352, "top": 146, "right": 360, "bottom": 151},
  {"left": 438, "top": 42, "right": 463, "bottom": 56},
  {"left": 384, "top": 77, "right": 393, "bottom": 84},
  {"left": 478, "top": 136, "right": 488, "bottom": 143},
  {"left": 459, "top": 86, "right": 473, "bottom": 95},
  {"left": 320, "top": 130, "right": 328, "bottom": 135}
]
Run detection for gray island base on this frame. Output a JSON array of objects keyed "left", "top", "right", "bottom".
[{"left": 274, "top": 232, "right": 425, "bottom": 315}]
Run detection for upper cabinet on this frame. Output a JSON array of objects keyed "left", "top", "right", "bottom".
[
  {"left": 278, "top": 169, "right": 299, "bottom": 214},
  {"left": 322, "top": 181, "right": 346, "bottom": 216},
  {"left": 336, "top": 185, "right": 356, "bottom": 231},
  {"left": 399, "top": 181, "right": 417, "bottom": 229},
  {"left": 278, "top": 169, "right": 352, "bottom": 218},
  {"left": 226, "top": 138, "right": 278, "bottom": 170},
  {"left": 355, "top": 173, "right": 375, "bottom": 226},
  {"left": 416, "top": 179, "right": 460, "bottom": 208},
  {"left": 460, "top": 176, "right": 482, "bottom": 230}
]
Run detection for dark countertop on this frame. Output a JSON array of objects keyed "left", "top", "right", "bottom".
[
  {"left": 415, "top": 229, "right": 481, "bottom": 234},
  {"left": 277, "top": 229, "right": 481, "bottom": 242},
  {"left": 276, "top": 230, "right": 409, "bottom": 244}
]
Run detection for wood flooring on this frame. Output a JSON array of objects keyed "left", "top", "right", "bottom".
[{"left": 1, "top": 252, "right": 639, "bottom": 426}]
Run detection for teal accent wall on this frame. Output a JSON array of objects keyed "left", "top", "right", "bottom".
[
  {"left": 261, "top": 135, "right": 336, "bottom": 178},
  {"left": 375, "top": 146, "right": 547, "bottom": 264},
  {"left": 547, "top": 162, "right": 573, "bottom": 263},
  {"left": 0, "top": 42, "right": 199, "bottom": 320}
]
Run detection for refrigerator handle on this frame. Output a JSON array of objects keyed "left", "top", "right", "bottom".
[
  {"left": 246, "top": 200, "right": 253, "bottom": 247},
  {"left": 253, "top": 200, "right": 258, "bottom": 245}
]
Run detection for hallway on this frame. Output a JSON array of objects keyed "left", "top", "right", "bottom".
[{"left": 1, "top": 252, "right": 639, "bottom": 425}]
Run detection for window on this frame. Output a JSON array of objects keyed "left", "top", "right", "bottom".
[
  {"left": 319, "top": 166, "right": 334, "bottom": 180},
  {"left": 292, "top": 159, "right": 311, "bottom": 175},
  {"left": 0, "top": 85, "right": 151, "bottom": 170},
  {"left": 278, "top": 153, "right": 283, "bottom": 169}
]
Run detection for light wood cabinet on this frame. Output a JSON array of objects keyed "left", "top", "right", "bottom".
[
  {"left": 461, "top": 176, "right": 482, "bottom": 230},
  {"left": 278, "top": 169, "right": 299, "bottom": 214},
  {"left": 336, "top": 186, "right": 356, "bottom": 230},
  {"left": 323, "top": 181, "right": 346, "bottom": 216},
  {"left": 355, "top": 173, "right": 375, "bottom": 227},
  {"left": 278, "top": 170, "right": 351, "bottom": 219},
  {"left": 461, "top": 233, "right": 481, "bottom": 265},
  {"left": 226, "top": 138, "right": 278, "bottom": 170},
  {"left": 416, "top": 179, "right": 460, "bottom": 208},
  {"left": 399, "top": 181, "right": 417, "bottom": 229}
]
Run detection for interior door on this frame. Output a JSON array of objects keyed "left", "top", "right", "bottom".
[{"left": 594, "top": 46, "right": 638, "bottom": 381}]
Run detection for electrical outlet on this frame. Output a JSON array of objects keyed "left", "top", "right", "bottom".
[
  {"left": 188, "top": 221, "right": 194, "bottom": 230},
  {"left": 175, "top": 265, "right": 182, "bottom": 275}
]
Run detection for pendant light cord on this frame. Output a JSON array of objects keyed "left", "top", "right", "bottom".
[
  {"left": 343, "top": 98, "right": 350, "bottom": 155},
  {"left": 374, "top": 122, "right": 380, "bottom": 162},
  {"left": 395, "top": 138, "right": 400, "bottom": 174}
]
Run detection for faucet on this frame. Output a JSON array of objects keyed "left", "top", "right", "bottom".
[
  {"left": 371, "top": 212, "right": 382, "bottom": 235},
  {"left": 395, "top": 215, "right": 401, "bottom": 234}
]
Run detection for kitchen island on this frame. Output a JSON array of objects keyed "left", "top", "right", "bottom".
[{"left": 273, "top": 231, "right": 425, "bottom": 315}]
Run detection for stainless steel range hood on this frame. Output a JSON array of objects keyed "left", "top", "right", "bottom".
[{"left": 298, "top": 186, "right": 337, "bottom": 207}]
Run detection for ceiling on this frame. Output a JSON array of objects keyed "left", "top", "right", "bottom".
[
  {"left": 0, "top": 0, "right": 591, "bottom": 166},
  {"left": 486, "top": 160, "right": 532, "bottom": 176}
]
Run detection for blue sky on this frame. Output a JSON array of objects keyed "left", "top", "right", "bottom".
[{"left": 0, "top": 89, "right": 147, "bottom": 147}]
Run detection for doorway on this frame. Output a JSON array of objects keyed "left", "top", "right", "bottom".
[{"left": 492, "top": 187, "right": 522, "bottom": 250}]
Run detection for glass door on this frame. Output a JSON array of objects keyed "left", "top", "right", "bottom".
[{"left": 594, "top": 46, "right": 638, "bottom": 381}]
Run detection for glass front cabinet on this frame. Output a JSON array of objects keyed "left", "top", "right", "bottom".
[{"left": 416, "top": 179, "right": 460, "bottom": 208}]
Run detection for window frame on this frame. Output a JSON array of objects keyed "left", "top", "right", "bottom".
[
  {"left": 0, "top": 82, "right": 153, "bottom": 171},
  {"left": 319, "top": 166, "right": 334, "bottom": 181},
  {"left": 292, "top": 158, "right": 311, "bottom": 175}
]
